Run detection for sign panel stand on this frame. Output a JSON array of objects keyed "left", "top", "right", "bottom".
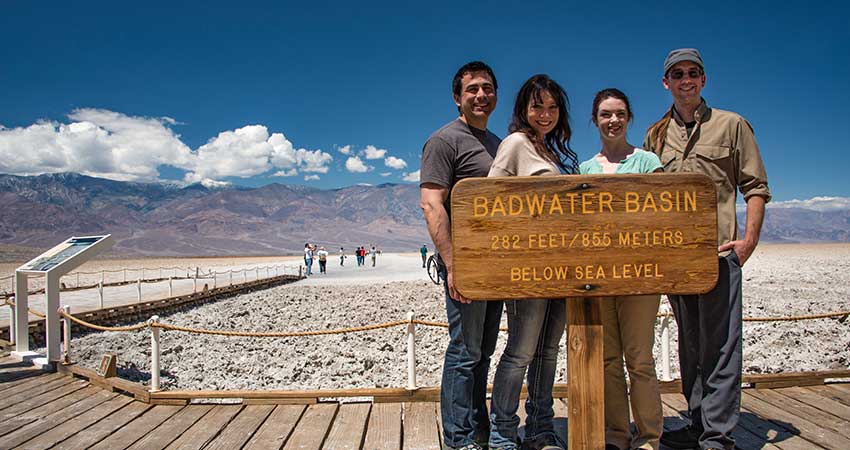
[
  {"left": 451, "top": 174, "right": 718, "bottom": 449},
  {"left": 12, "top": 235, "right": 114, "bottom": 369}
]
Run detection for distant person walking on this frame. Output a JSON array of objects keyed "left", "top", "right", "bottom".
[
  {"left": 339, "top": 247, "right": 345, "bottom": 266},
  {"left": 303, "top": 243, "right": 314, "bottom": 276},
  {"left": 317, "top": 247, "right": 329, "bottom": 274},
  {"left": 420, "top": 244, "right": 428, "bottom": 268},
  {"left": 370, "top": 245, "right": 377, "bottom": 267}
]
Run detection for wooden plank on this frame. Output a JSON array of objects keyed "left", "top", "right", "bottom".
[
  {"left": 0, "top": 372, "right": 64, "bottom": 398},
  {"left": 402, "top": 402, "right": 440, "bottom": 450},
  {"left": 0, "top": 389, "right": 117, "bottom": 448},
  {"left": 282, "top": 403, "right": 337, "bottom": 449},
  {"left": 745, "top": 371, "right": 850, "bottom": 387},
  {"left": 0, "top": 369, "right": 52, "bottom": 392},
  {"left": 0, "top": 379, "right": 88, "bottom": 421},
  {"left": 243, "top": 398, "right": 317, "bottom": 405},
  {"left": 163, "top": 405, "right": 243, "bottom": 450},
  {"left": 13, "top": 394, "right": 134, "bottom": 450},
  {"left": 779, "top": 386, "right": 850, "bottom": 420},
  {"left": 126, "top": 405, "right": 214, "bottom": 450},
  {"left": 243, "top": 404, "right": 306, "bottom": 450},
  {"left": 323, "top": 403, "right": 371, "bottom": 449},
  {"left": 87, "top": 405, "right": 184, "bottom": 450},
  {"left": 205, "top": 405, "right": 275, "bottom": 450},
  {"left": 52, "top": 400, "right": 152, "bottom": 449},
  {"left": 658, "top": 394, "right": 691, "bottom": 432},
  {"left": 0, "top": 385, "right": 101, "bottom": 439},
  {"left": 567, "top": 297, "right": 605, "bottom": 450},
  {"left": 57, "top": 363, "right": 151, "bottom": 402},
  {"left": 364, "top": 402, "right": 401, "bottom": 450},
  {"left": 742, "top": 390, "right": 850, "bottom": 449},
  {"left": 150, "top": 399, "right": 190, "bottom": 406},
  {"left": 810, "top": 385, "right": 850, "bottom": 408},
  {"left": 662, "top": 390, "right": 788, "bottom": 450},
  {"left": 749, "top": 388, "right": 850, "bottom": 439},
  {"left": 830, "top": 384, "right": 850, "bottom": 395}
]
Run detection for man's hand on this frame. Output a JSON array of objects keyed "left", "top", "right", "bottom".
[
  {"left": 718, "top": 239, "right": 756, "bottom": 266},
  {"left": 446, "top": 269, "right": 470, "bottom": 304}
]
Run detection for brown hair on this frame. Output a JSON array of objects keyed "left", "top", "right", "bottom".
[{"left": 591, "top": 88, "right": 633, "bottom": 124}]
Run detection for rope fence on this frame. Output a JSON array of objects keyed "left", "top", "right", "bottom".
[{"left": 50, "top": 305, "right": 849, "bottom": 392}]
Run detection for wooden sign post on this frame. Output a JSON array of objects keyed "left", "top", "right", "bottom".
[{"left": 451, "top": 173, "right": 718, "bottom": 449}]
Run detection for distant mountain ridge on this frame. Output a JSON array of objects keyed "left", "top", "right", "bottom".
[
  {"left": 0, "top": 173, "right": 847, "bottom": 257},
  {"left": 0, "top": 173, "right": 426, "bottom": 256}
]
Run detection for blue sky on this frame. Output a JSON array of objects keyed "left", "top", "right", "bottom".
[{"left": 1, "top": 1, "right": 848, "bottom": 204}]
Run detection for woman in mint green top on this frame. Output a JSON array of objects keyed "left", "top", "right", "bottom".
[{"left": 581, "top": 89, "right": 663, "bottom": 450}]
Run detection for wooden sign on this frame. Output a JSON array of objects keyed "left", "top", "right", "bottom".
[
  {"left": 451, "top": 173, "right": 718, "bottom": 299},
  {"left": 97, "top": 353, "right": 117, "bottom": 378}
]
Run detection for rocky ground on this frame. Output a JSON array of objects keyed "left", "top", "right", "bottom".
[{"left": 60, "top": 244, "right": 850, "bottom": 391}]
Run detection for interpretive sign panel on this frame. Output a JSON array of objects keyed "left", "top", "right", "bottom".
[
  {"left": 451, "top": 173, "right": 718, "bottom": 299},
  {"left": 18, "top": 235, "right": 112, "bottom": 274}
]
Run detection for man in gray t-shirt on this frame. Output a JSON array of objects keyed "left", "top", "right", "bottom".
[{"left": 419, "top": 61, "right": 503, "bottom": 450}]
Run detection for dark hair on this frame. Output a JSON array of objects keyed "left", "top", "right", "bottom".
[
  {"left": 509, "top": 74, "right": 578, "bottom": 174},
  {"left": 591, "top": 88, "right": 633, "bottom": 124},
  {"left": 452, "top": 61, "right": 498, "bottom": 97}
]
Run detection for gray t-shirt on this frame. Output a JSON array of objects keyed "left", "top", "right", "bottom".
[{"left": 420, "top": 118, "right": 501, "bottom": 216}]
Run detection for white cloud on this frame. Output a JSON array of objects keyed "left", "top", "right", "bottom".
[
  {"left": 338, "top": 145, "right": 351, "bottom": 155},
  {"left": 0, "top": 109, "right": 336, "bottom": 184},
  {"left": 345, "top": 156, "right": 371, "bottom": 173},
  {"left": 304, "top": 174, "right": 320, "bottom": 181},
  {"left": 363, "top": 145, "right": 387, "bottom": 160},
  {"left": 380, "top": 172, "right": 391, "bottom": 177},
  {"left": 765, "top": 196, "right": 850, "bottom": 212},
  {"left": 384, "top": 156, "right": 407, "bottom": 169},
  {"left": 402, "top": 170, "right": 420, "bottom": 182},
  {"left": 272, "top": 168, "right": 298, "bottom": 177},
  {"left": 0, "top": 108, "right": 194, "bottom": 182}
]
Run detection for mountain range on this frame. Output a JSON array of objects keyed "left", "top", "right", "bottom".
[{"left": 0, "top": 173, "right": 847, "bottom": 258}]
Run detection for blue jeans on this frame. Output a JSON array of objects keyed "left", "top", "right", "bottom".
[
  {"left": 304, "top": 258, "right": 313, "bottom": 275},
  {"left": 489, "top": 298, "right": 566, "bottom": 447},
  {"left": 441, "top": 268, "right": 504, "bottom": 448}
]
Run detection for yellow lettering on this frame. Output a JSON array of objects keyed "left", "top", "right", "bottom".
[
  {"left": 659, "top": 191, "right": 673, "bottom": 212},
  {"left": 526, "top": 193, "right": 545, "bottom": 216},
  {"left": 522, "top": 267, "right": 531, "bottom": 281},
  {"left": 556, "top": 265, "right": 569, "bottom": 279},
  {"left": 674, "top": 230, "right": 684, "bottom": 244},
  {"left": 473, "top": 196, "right": 488, "bottom": 217},
  {"left": 566, "top": 193, "right": 578, "bottom": 213},
  {"left": 684, "top": 191, "right": 697, "bottom": 211},
  {"left": 491, "top": 196, "right": 506, "bottom": 216},
  {"left": 599, "top": 191, "right": 613, "bottom": 212},
  {"left": 655, "top": 264, "right": 664, "bottom": 277},
  {"left": 595, "top": 265, "right": 606, "bottom": 279},
  {"left": 625, "top": 192, "right": 640, "bottom": 212},
  {"left": 582, "top": 193, "right": 594, "bottom": 214},
  {"left": 508, "top": 195, "right": 523, "bottom": 216},
  {"left": 642, "top": 192, "right": 658, "bottom": 212},
  {"left": 543, "top": 266, "right": 553, "bottom": 280},
  {"left": 511, "top": 267, "right": 521, "bottom": 281},
  {"left": 549, "top": 194, "right": 563, "bottom": 215},
  {"left": 618, "top": 232, "right": 631, "bottom": 246}
]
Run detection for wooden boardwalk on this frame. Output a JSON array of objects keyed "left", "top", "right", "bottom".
[{"left": 2, "top": 357, "right": 850, "bottom": 449}]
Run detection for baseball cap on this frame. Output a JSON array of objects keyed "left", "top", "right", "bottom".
[{"left": 664, "top": 48, "right": 705, "bottom": 75}]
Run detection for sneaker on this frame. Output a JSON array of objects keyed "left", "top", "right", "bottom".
[
  {"left": 521, "top": 433, "right": 566, "bottom": 450},
  {"left": 448, "top": 444, "right": 484, "bottom": 450},
  {"left": 659, "top": 425, "right": 703, "bottom": 449}
]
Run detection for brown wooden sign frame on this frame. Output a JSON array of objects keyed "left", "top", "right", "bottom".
[{"left": 451, "top": 173, "right": 718, "bottom": 299}]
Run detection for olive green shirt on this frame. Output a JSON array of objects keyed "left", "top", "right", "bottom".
[{"left": 643, "top": 100, "right": 771, "bottom": 253}]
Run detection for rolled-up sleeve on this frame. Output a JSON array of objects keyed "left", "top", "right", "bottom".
[{"left": 736, "top": 119, "right": 771, "bottom": 203}]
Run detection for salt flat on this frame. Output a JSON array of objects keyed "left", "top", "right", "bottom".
[{"left": 19, "top": 244, "right": 850, "bottom": 391}]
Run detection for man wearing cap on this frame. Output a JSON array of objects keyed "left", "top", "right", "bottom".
[
  {"left": 420, "top": 61, "right": 503, "bottom": 450},
  {"left": 644, "top": 49, "right": 770, "bottom": 450}
]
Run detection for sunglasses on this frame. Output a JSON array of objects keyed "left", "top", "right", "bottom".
[{"left": 668, "top": 69, "right": 703, "bottom": 80}]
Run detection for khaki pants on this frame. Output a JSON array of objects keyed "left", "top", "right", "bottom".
[{"left": 600, "top": 295, "right": 662, "bottom": 450}]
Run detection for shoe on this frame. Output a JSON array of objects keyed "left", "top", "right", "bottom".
[
  {"left": 448, "top": 444, "right": 484, "bottom": 450},
  {"left": 659, "top": 425, "right": 702, "bottom": 449},
  {"left": 521, "top": 433, "right": 566, "bottom": 450}
]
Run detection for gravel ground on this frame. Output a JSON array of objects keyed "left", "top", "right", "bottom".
[{"left": 60, "top": 244, "right": 850, "bottom": 391}]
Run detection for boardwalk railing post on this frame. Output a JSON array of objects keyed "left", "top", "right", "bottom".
[
  {"left": 406, "top": 311, "right": 417, "bottom": 390},
  {"left": 213, "top": 273, "right": 217, "bottom": 289},
  {"left": 149, "top": 316, "right": 161, "bottom": 392},
  {"left": 75, "top": 272, "right": 80, "bottom": 288},
  {"left": 137, "top": 278, "right": 142, "bottom": 303},
  {"left": 8, "top": 300, "right": 15, "bottom": 345},
  {"left": 229, "top": 270, "right": 233, "bottom": 286},
  {"left": 98, "top": 281, "right": 104, "bottom": 309},
  {"left": 193, "top": 270, "right": 198, "bottom": 293},
  {"left": 123, "top": 269, "right": 127, "bottom": 283},
  {"left": 62, "top": 305, "right": 71, "bottom": 364},
  {"left": 100, "top": 271, "right": 104, "bottom": 287},
  {"left": 660, "top": 304, "right": 673, "bottom": 382},
  {"left": 168, "top": 277, "right": 173, "bottom": 297}
]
